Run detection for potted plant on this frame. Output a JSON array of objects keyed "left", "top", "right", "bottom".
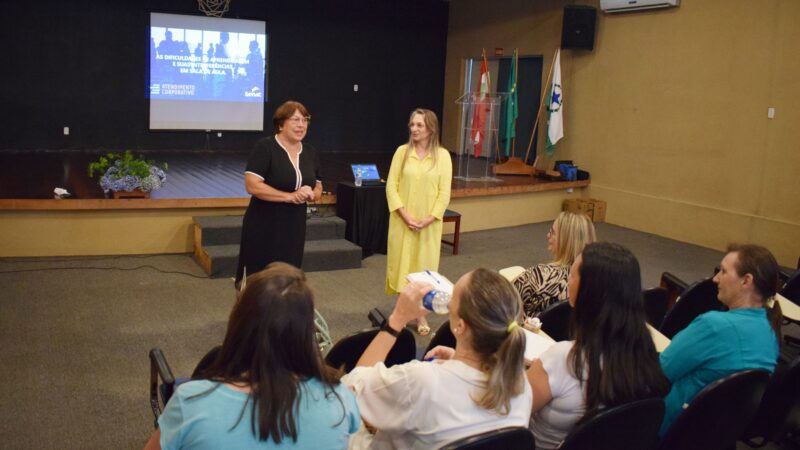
[{"left": 88, "top": 151, "right": 168, "bottom": 198}]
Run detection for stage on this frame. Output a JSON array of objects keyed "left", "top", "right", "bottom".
[
  {"left": 0, "top": 149, "right": 588, "bottom": 205},
  {"left": 0, "top": 150, "right": 589, "bottom": 257}
]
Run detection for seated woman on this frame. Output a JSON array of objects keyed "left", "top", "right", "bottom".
[
  {"left": 343, "top": 268, "right": 532, "bottom": 449},
  {"left": 527, "top": 242, "right": 670, "bottom": 450},
  {"left": 658, "top": 244, "right": 782, "bottom": 436},
  {"left": 143, "top": 263, "right": 360, "bottom": 450},
  {"left": 512, "top": 211, "right": 596, "bottom": 318}
]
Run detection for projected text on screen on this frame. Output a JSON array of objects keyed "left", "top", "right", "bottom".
[{"left": 149, "top": 13, "right": 267, "bottom": 131}]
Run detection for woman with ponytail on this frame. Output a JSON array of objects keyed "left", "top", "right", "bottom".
[
  {"left": 659, "top": 244, "right": 781, "bottom": 436},
  {"left": 343, "top": 268, "right": 532, "bottom": 449},
  {"left": 527, "top": 242, "right": 670, "bottom": 449}
]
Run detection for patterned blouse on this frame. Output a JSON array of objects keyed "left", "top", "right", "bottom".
[{"left": 512, "top": 263, "right": 570, "bottom": 318}]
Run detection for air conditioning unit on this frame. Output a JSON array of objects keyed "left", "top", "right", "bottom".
[{"left": 600, "top": 0, "right": 680, "bottom": 13}]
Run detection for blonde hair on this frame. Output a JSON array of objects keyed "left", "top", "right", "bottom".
[
  {"left": 456, "top": 269, "right": 526, "bottom": 415},
  {"left": 552, "top": 211, "right": 596, "bottom": 266},
  {"left": 400, "top": 108, "right": 441, "bottom": 174}
]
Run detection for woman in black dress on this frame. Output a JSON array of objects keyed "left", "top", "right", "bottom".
[{"left": 235, "top": 101, "right": 322, "bottom": 286}]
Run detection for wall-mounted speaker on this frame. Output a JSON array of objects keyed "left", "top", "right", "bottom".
[{"left": 561, "top": 5, "right": 597, "bottom": 51}]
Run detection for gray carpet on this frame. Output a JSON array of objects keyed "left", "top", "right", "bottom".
[{"left": 0, "top": 221, "right": 781, "bottom": 449}]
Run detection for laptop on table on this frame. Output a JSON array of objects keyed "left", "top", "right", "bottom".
[{"left": 350, "top": 164, "right": 384, "bottom": 186}]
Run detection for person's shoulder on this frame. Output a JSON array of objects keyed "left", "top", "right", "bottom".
[
  {"left": 174, "top": 379, "right": 218, "bottom": 397},
  {"left": 436, "top": 146, "right": 451, "bottom": 156},
  {"left": 253, "top": 135, "right": 277, "bottom": 150},
  {"left": 542, "top": 340, "right": 574, "bottom": 360},
  {"left": 395, "top": 144, "right": 410, "bottom": 154}
]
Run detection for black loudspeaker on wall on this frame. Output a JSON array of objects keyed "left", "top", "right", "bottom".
[{"left": 561, "top": 5, "right": 597, "bottom": 51}]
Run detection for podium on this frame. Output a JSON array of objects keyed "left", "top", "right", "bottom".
[{"left": 454, "top": 92, "right": 505, "bottom": 181}]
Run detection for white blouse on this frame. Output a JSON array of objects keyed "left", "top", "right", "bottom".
[
  {"left": 530, "top": 341, "right": 586, "bottom": 449},
  {"left": 343, "top": 359, "right": 533, "bottom": 449}
]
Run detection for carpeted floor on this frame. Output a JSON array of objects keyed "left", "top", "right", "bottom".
[{"left": 0, "top": 221, "right": 792, "bottom": 449}]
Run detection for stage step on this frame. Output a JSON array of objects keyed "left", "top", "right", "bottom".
[{"left": 193, "top": 214, "right": 361, "bottom": 278}]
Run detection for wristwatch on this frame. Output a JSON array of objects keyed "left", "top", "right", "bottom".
[{"left": 380, "top": 321, "right": 401, "bottom": 338}]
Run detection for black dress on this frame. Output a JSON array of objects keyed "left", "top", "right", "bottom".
[{"left": 236, "top": 136, "right": 320, "bottom": 282}]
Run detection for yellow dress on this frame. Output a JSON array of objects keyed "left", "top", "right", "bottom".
[{"left": 385, "top": 144, "right": 452, "bottom": 293}]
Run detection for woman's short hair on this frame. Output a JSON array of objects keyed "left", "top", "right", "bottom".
[
  {"left": 725, "top": 243, "right": 783, "bottom": 340},
  {"left": 726, "top": 244, "right": 780, "bottom": 300},
  {"left": 569, "top": 242, "right": 670, "bottom": 422},
  {"left": 273, "top": 100, "right": 310, "bottom": 133},
  {"left": 553, "top": 211, "right": 596, "bottom": 266},
  {"left": 198, "top": 262, "right": 344, "bottom": 443},
  {"left": 456, "top": 268, "right": 526, "bottom": 415}
]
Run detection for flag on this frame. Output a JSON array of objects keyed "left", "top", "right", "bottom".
[
  {"left": 470, "top": 53, "right": 490, "bottom": 157},
  {"left": 501, "top": 49, "right": 518, "bottom": 156},
  {"left": 546, "top": 49, "right": 564, "bottom": 156}
]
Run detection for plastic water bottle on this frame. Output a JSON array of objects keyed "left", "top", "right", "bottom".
[
  {"left": 354, "top": 175, "right": 362, "bottom": 187},
  {"left": 422, "top": 290, "right": 451, "bottom": 314}
]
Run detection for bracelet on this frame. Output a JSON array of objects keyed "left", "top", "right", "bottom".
[{"left": 380, "top": 321, "right": 401, "bottom": 338}]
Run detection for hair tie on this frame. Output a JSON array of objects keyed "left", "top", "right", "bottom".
[
  {"left": 766, "top": 296, "right": 776, "bottom": 308},
  {"left": 506, "top": 321, "right": 518, "bottom": 333}
]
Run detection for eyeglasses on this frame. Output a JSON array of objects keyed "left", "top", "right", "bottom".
[{"left": 287, "top": 116, "right": 311, "bottom": 125}]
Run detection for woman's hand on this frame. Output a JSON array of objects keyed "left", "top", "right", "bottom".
[
  {"left": 417, "top": 216, "right": 436, "bottom": 230},
  {"left": 300, "top": 185, "right": 315, "bottom": 201},
  {"left": 398, "top": 208, "right": 423, "bottom": 232},
  {"left": 423, "top": 345, "right": 455, "bottom": 361},
  {"left": 387, "top": 281, "right": 432, "bottom": 330},
  {"left": 287, "top": 189, "right": 308, "bottom": 204}
]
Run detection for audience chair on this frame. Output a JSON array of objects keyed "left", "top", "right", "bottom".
[
  {"left": 324, "top": 328, "right": 416, "bottom": 373},
  {"left": 149, "top": 348, "right": 176, "bottom": 428},
  {"left": 658, "top": 278, "right": 725, "bottom": 339},
  {"left": 557, "top": 398, "right": 665, "bottom": 450},
  {"left": 642, "top": 287, "right": 670, "bottom": 328},
  {"left": 441, "top": 209, "right": 461, "bottom": 255},
  {"left": 658, "top": 369, "right": 770, "bottom": 450},
  {"left": 439, "top": 426, "right": 535, "bottom": 450},
  {"left": 424, "top": 320, "right": 456, "bottom": 357},
  {"left": 659, "top": 272, "right": 688, "bottom": 311},
  {"left": 740, "top": 355, "right": 800, "bottom": 447},
  {"left": 539, "top": 300, "right": 571, "bottom": 342},
  {"left": 781, "top": 269, "right": 800, "bottom": 304},
  {"left": 149, "top": 347, "right": 223, "bottom": 428}
]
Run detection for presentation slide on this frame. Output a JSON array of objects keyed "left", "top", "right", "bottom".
[{"left": 149, "top": 12, "right": 267, "bottom": 131}]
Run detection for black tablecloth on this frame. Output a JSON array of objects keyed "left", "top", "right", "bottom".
[{"left": 336, "top": 181, "right": 389, "bottom": 257}]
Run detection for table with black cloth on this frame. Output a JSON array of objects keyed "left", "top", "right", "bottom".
[{"left": 336, "top": 181, "right": 389, "bottom": 258}]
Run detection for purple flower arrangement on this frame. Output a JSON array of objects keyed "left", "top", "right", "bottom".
[{"left": 88, "top": 151, "right": 168, "bottom": 194}]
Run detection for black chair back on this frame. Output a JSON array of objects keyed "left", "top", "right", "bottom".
[
  {"left": 659, "top": 272, "right": 688, "bottom": 311},
  {"left": 558, "top": 398, "right": 665, "bottom": 450},
  {"left": 424, "top": 320, "right": 456, "bottom": 357},
  {"left": 324, "top": 328, "right": 416, "bottom": 373},
  {"left": 658, "top": 369, "right": 770, "bottom": 450},
  {"left": 780, "top": 269, "right": 800, "bottom": 303},
  {"left": 642, "top": 287, "right": 669, "bottom": 328},
  {"left": 741, "top": 355, "right": 800, "bottom": 446},
  {"left": 539, "top": 300, "right": 571, "bottom": 342},
  {"left": 439, "top": 426, "right": 535, "bottom": 450},
  {"left": 658, "top": 278, "right": 725, "bottom": 339},
  {"left": 149, "top": 348, "right": 176, "bottom": 428}
]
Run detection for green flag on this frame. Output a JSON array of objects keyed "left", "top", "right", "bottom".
[{"left": 502, "top": 49, "right": 518, "bottom": 156}]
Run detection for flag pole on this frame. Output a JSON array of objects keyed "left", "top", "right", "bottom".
[
  {"left": 510, "top": 49, "right": 519, "bottom": 158},
  {"left": 524, "top": 48, "right": 559, "bottom": 170}
]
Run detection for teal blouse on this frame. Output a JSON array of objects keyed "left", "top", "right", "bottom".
[{"left": 659, "top": 308, "right": 778, "bottom": 436}]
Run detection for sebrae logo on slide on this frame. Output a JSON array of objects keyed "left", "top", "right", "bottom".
[{"left": 244, "top": 87, "right": 262, "bottom": 98}]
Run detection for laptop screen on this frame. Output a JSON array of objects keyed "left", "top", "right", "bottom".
[{"left": 351, "top": 164, "right": 381, "bottom": 181}]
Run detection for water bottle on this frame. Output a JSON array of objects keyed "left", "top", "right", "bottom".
[
  {"left": 422, "top": 290, "right": 451, "bottom": 314},
  {"left": 354, "top": 175, "right": 362, "bottom": 187}
]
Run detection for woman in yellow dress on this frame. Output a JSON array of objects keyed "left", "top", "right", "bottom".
[{"left": 385, "top": 108, "right": 452, "bottom": 335}]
